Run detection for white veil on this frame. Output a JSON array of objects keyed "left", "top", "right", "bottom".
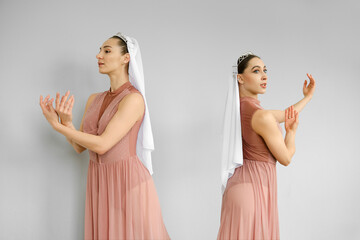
[
  {"left": 116, "top": 33, "right": 155, "bottom": 175},
  {"left": 221, "top": 51, "right": 254, "bottom": 194},
  {"left": 221, "top": 65, "right": 243, "bottom": 193}
]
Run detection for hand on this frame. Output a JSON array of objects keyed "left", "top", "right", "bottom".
[
  {"left": 285, "top": 105, "right": 299, "bottom": 133},
  {"left": 303, "top": 73, "right": 316, "bottom": 99},
  {"left": 39, "top": 94, "right": 60, "bottom": 128},
  {"left": 55, "top": 90, "right": 74, "bottom": 126}
]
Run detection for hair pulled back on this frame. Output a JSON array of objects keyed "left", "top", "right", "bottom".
[
  {"left": 237, "top": 54, "right": 260, "bottom": 74},
  {"left": 110, "top": 36, "right": 129, "bottom": 55}
]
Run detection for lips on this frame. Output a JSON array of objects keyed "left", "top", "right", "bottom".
[
  {"left": 260, "top": 83, "right": 267, "bottom": 88},
  {"left": 98, "top": 62, "right": 104, "bottom": 67}
]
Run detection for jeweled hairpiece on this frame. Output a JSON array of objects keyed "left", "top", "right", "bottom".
[
  {"left": 114, "top": 32, "right": 128, "bottom": 43},
  {"left": 237, "top": 51, "right": 253, "bottom": 66}
]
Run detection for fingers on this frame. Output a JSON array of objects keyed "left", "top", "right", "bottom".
[
  {"left": 48, "top": 98, "right": 56, "bottom": 113},
  {"left": 45, "top": 97, "right": 53, "bottom": 111},
  {"left": 65, "top": 95, "right": 74, "bottom": 113},
  {"left": 59, "top": 90, "right": 70, "bottom": 112},
  {"left": 307, "top": 73, "right": 316, "bottom": 86},
  {"left": 285, "top": 106, "right": 295, "bottom": 120},
  {"left": 39, "top": 95, "right": 46, "bottom": 112},
  {"left": 56, "top": 92, "right": 60, "bottom": 110}
]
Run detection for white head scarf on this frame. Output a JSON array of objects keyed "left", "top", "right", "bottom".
[
  {"left": 221, "top": 52, "right": 253, "bottom": 193},
  {"left": 115, "top": 33, "right": 155, "bottom": 175}
]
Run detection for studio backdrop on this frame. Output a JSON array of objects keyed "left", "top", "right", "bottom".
[{"left": 0, "top": 0, "right": 359, "bottom": 239}]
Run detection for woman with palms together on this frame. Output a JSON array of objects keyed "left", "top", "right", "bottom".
[
  {"left": 40, "top": 33, "right": 170, "bottom": 240},
  {"left": 218, "top": 52, "right": 315, "bottom": 239}
]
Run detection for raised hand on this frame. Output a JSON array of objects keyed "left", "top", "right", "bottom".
[
  {"left": 303, "top": 73, "right": 316, "bottom": 99},
  {"left": 39, "top": 94, "right": 59, "bottom": 127},
  {"left": 55, "top": 90, "right": 74, "bottom": 126},
  {"left": 285, "top": 105, "right": 299, "bottom": 133}
]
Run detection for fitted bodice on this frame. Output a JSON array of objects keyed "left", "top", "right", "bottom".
[
  {"left": 240, "top": 97, "right": 279, "bottom": 164},
  {"left": 82, "top": 83, "right": 144, "bottom": 164}
]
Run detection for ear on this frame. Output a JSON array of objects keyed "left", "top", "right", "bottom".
[
  {"left": 237, "top": 74, "right": 244, "bottom": 84},
  {"left": 123, "top": 53, "right": 130, "bottom": 64}
]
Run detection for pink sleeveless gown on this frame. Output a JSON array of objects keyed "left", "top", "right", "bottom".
[
  {"left": 82, "top": 82, "right": 170, "bottom": 240},
  {"left": 217, "top": 97, "right": 280, "bottom": 240}
]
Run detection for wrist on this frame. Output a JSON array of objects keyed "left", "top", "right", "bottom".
[
  {"left": 63, "top": 122, "right": 73, "bottom": 128},
  {"left": 61, "top": 120, "right": 73, "bottom": 127},
  {"left": 304, "top": 95, "right": 312, "bottom": 101},
  {"left": 285, "top": 129, "right": 297, "bottom": 135},
  {"left": 52, "top": 121, "right": 62, "bottom": 131}
]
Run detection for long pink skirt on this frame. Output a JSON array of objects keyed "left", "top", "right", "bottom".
[
  {"left": 217, "top": 159, "right": 280, "bottom": 240},
  {"left": 84, "top": 156, "right": 170, "bottom": 240}
]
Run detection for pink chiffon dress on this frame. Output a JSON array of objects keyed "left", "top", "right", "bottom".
[
  {"left": 82, "top": 82, "right": 170, "bottom": 240},
  {"left": 217, "top": 97, "right": 280, "bottom": 240}
]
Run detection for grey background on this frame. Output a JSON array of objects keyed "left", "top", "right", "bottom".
[{"left": 1, "top": 0, "right": 359, "bottom": 239}]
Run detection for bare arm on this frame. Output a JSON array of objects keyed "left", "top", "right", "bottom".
[
  {"left": 268, "top": 73, "right": 315, "bottom": 123},
  {"left": 55, "top": 91, "right": 98, "bottom": 153},
  {"left": 40, "top": 93, "right": 145, "bottom": 155},
  {"left": 252, "top": 106, "right": 299, "bottom": 166}
]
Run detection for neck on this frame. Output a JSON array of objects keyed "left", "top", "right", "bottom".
[
  {"left": 238, "top": 83, "right": 258, "bottom": 100},
  {"left": 108, "top": 69, "right": 129, "bottom": 92}
]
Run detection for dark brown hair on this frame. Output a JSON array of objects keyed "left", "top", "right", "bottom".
[
  {"left": 237, "top": 55, "right": 260, "bottom": 74},
  {"left": 110, "top": 36, "right": 129, "bottom": 55}
]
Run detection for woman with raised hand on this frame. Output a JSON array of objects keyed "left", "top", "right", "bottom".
[
  {"left": 39, "top": 33, "right": 170, "bottom": 240},
  {"left": 218, "top": 52, "right": 315, "bottom": 239}
]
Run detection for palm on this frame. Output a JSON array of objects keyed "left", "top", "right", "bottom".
[
  {"left": 39, "top": 95, "right": 59, "bottom": 126},
  {"left": 285, "top": 106, "right": 299, "bottom": 132},
  {"left": 303, "top": 73, "right": 316, "bottom": 98},
  {"left": 55, "top": 91, "right": 74, "bottom": 126}
]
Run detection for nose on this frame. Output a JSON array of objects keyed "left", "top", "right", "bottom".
[
  {"left": 262, "top": 71, "right": 267, "bottom": 81},
  {"left": 96, "top": 53, "right": 103, "bottom": 60}
]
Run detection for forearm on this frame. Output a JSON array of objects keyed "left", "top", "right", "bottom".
[
  {"left": 293, "top": 96, "right": 311, "bottom": 116},
  {"left": 62, "top": 122, "right": 86, "bottom": 153},
  {"left": 53, "top": 122, "right": 103, "bottom": 154},
  {"left": 284, "top": 130, "right": 296, "bottom": 162},
  {"left": 272, "top": 96, "right": 311, "bottom": 123}
]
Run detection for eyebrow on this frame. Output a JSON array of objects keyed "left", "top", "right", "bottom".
[
  {"left": 99, "top": 45, "right": 112, "bottom": 50},
  {"left": 251, "top": 65, "right": 267, "bottom": 70}
]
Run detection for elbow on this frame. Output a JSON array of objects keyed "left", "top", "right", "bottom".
[
  {"left": 283, "top": 159, "right": 291, "bottom": 166},
  {"left": 92, "top": 137, "right": 113, "bottom": 155},
  {"left": 74, "top": 144, "right": 86, "bottom": 154},
  {"left": 94, "top": 145, "right": 109, "bottom": 155},
  {"left": 75, "top": 148, "right": 85, "bottom": 154},
  {"left": 279, "top": 155, "right": 292, "bottom": 166}
]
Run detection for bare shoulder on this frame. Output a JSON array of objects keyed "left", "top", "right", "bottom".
[
  {"left": 252, "top": 109, "right": 276, "bottom": 123},
  {"left": 119, "top": 92, "right": 144, "bottom": 107},
  {"left": 117, "top": 93, "right": 145, "bottom": 121},
  {"left": 252, "top": 109, "right": 278, "bottom": 133}
]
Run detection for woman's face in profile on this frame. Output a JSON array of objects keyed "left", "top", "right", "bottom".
[
  {"left": 96, "top": 38, "right": 126, "bottom": 74},
  {"left": 238, "top": 57, "right": 268, "bottom": 95}
]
